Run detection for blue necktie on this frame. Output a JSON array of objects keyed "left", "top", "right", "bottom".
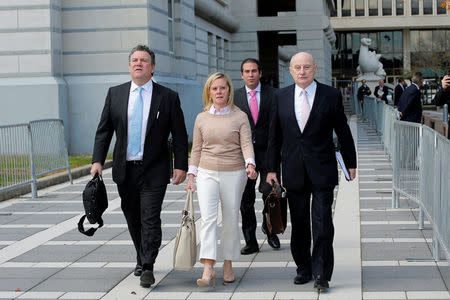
[{"left": 128, "top": 87, "right": 143, "bottom": 155}]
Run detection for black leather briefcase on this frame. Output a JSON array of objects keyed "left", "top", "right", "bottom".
[{"left": 78, "top": 173, "right": 108, "bottom": 236}]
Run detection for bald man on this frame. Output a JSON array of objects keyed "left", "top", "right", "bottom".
[{"left": 266, "top": 52, "right": 357, "bottom": 291}]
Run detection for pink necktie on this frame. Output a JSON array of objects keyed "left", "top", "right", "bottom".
[
  {"left": 299, "top": 88, "right": 310, "bottom": 131},
  {"left": 249, "top": 90, "right": 258, "bottom": 124}
]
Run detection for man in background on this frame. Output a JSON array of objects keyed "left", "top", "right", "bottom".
[
  {"left": 374, "top": 79, "right": 389, "bottom": 104},
  {"left": 357, "top": 79, "right": 371, "bottom": 112},
  {"left": 398, "top": 72, "right": 424, "bottom": 123},
  {"left": 394, "top": 78, "right": 406, "bottom": 107}
]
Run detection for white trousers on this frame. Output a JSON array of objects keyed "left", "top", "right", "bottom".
[{"left": 196, "top": 167, "right": 247, "bottom": 262}]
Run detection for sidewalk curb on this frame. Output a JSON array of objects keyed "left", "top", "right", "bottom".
[{"left": 0, "top": 160, "right": 113, "bottom": 202}]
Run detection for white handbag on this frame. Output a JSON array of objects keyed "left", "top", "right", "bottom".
[{"left": 173, "top": 190, "right": 197, "bottom": 271}]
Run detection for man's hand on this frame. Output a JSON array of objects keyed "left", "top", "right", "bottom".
[
  {"left": 172, "top": 169, "right": 186, "bottom": 185},
  {"left": 442, "top": 75, "right": 450, "bottom": 90},
  {"left": 184, "top": 174, "right": 195, "bottom": 193},
  {"left": 349, "top": 168, "right": 356, "bottom": 181},
  {"left": 246, "top": 164, "right": 257, "bottom": 180},
  {"left": 266, "top": 172, "right": 278, "bottom": 185},
  {"left": 90, "top": 162, "right": 102, "bottom": 176}
]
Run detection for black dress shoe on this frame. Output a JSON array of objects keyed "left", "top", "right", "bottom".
[
  {"left": 140, "top": 270, "right": 155, "bottom": 287},
  {"left": 294, "top": 274, "right": 312, "bottom": 285},
  {"left": 134, "top": 264, "right": 142, "bottom": 276},
  {"left": 267, "top": 234, "right": 280, "bottom": 249},
  {"left": 313, "top": 275, "right": 329, "bottom": 292},
  {"left": 240, "top": 244, "right": 259, "bottom": 255}
]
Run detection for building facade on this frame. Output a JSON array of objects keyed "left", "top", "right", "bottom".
[
  {"left": 0, "top": 0, "right": 336, "bottom": 154},
  {"left": 330, "top": 0, "right": 450, "bottom": 83}
]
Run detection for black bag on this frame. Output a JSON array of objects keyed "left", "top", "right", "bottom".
[
  {"left": 78, "top": 173, "right": 108, "bottom": 236},
  {"left": 263, "top": 181, "right": 287, "bottom": 235}
]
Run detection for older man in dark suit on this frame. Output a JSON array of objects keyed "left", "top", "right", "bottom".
[
  {"left": 374, "top": 79, "right": 389, "bottom": 104},
  {"left": 398, "top": 72, "right": 424, "bottom": 123},
  {"left": 266, "top": 52, "right": 357, "bottom": 291},
  {"left": 234, "top": 58, "right": 282, "bottom": 255},
  {"left": 90, "top": 45, "right": 188, "bottom": 288}
]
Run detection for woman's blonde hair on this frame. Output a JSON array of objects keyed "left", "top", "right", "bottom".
[{"left": 202, "top": 72, "right": 235, "bottom": 111}]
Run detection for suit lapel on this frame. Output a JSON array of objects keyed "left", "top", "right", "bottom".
[
  {"left": 303, "top": 81, "right": 323, "bottom": 132},
  {"left": 145, "top": 81, "right": 163, "bottom": 138},
  {"left": 120, "top": 82, "right": 132, "bottom": 133},
  {"left": 285, "top": 85, "right": 302, "bottom": 136},
  {"left": 237, "top": 87, "right": 255, "bottom": 129},
  {"left": 258, "top": 85, "right": 270, "bottom": 126}
]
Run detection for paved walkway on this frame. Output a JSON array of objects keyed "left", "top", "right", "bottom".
[{"left": 0, "top": 117, "right": 448, "bottom": 300}]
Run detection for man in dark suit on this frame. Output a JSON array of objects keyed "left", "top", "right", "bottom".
[
  {"left": 266, "top": 52, "right": 357, "bottom": 291},
  {"left": 434, "top": 74, "right": 450, "bottom": 138},
  {"left": 394, "top": 78, "right": 406, "bottom": 107},
  {"left": 374, "top": 79, "right": 389, "bottom": 104},
  {"left": 398, "top": 72, "right": 424, "bottom": 123},
  {"left": 90, "top": 45, "right": 188, "bottom": 287},
  {"left": 234, "top": 58, "right": 281, "bottom": 255},
  {"left": 357, "top": 79, "right": 371, "bottom": 112}
]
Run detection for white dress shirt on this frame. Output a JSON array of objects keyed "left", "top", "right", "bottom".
[
  {"left": 126, "top": 80, "right": 153, "bottom": 161},
  {"left": 294, "top": 81, "right": 317, "bottom": 131},
  {"left": 187, "top": 104, "right": 256, "bottom": 176},
  {"left": 245, "top": 82, "right": 261, "bottom": 111}
]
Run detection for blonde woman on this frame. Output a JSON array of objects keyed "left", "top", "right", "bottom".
[{"left": 185, "top": 72, "right": 257, "bottom": 287}]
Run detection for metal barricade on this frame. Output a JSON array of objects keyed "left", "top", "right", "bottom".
[
  {"left": 351, "top": 91, "right": 449, "bottom": 261},
  {"left": 0, "top": 123, "right": 33, "bottom": 190},
  {"left": 0, "top": 119, "right": 72, "bottom": 198}
]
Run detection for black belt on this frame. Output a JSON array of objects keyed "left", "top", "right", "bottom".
[{"left": 127, "top": 160, "right": 143, "bottom": 166}]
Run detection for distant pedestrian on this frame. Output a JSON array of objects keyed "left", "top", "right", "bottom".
[
  {"left": 357, "top": 79, "right": 371, "bottom": 112},
  {"left": 374, "top": 79, "right": 389, "bottom": 104},
  {"left": 398, "top": 72, "right": 424, "bottom": 123},
  {"left": 394, "top": 78, "right": 406, "bottom": 107}
]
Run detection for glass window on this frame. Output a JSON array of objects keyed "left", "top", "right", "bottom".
[
  {"left": 369, "top": 0, "right": 378, "bottom": 15},
  {"left": 382, "top": 0, "right": 392, "bottom": 15},
  {"left": 410, "top": 30, "right": 420, "bottom": 52},
  {"left": 447, "top": 30, "right": 450, "bottom": 51},
  {"left": 393, "top": 31, "right": 402, "bottom": 53},
  {"left": 168, "top": 0, "right": 174, "bottom": 53},
  {"left": 346, "top": 33, "right": 352, "bottom": 52},
  {"left": 411, "top": 0, "right": 419, "bottom": 15},
  {"left": 342, "top": 0, "right": 351, "bottom": 16},
  {"left": 419, "top": 31, "right": 432, "bottom": 51},
  {"left": 396, "top": 0, "right": 404, "bottom": 15},
  {"left": 369, "top": 32, "right": 378, "bottom": 50},
  {"left": 330, "top": 0, "right": 337, "bottom": 16},
  {"left": 423, "top": 0, "right": 433, "bottom": 14},
  {"left": 437, "top": 0, "right": 447, "bottom": 14},
  {"left": 380, "top": 32, "right": 393, "bottom": 53},
  {"left": 355, "top": 0, "right": 365, "bottom": 16},
  {"left": 208, "top": 33, "right": 215, "bottom": 72},
  {"left": 433, "top": 30, "right": 446, "bottom": 51},
  {"left": 352, "top": 33, "right": 360, "bottom": 54}
]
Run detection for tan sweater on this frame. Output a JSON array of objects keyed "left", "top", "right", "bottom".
[{"left": 190, "top": 109, "right": 254, "bottom": 171}]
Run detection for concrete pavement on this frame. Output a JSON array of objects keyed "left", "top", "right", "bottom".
[{"left": 0, "top": 117, "right": 448, "bottom": 300}]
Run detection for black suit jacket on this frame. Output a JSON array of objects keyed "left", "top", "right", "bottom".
[
  {"left": 92, "top": 81, "right": 188, "bottom": 186},
  {"left": 374, "top": 85, "right": 389, "bottom": 102},
  {"left": 394, "top": 84, "right": 405, "bottom": 106},
  {"left": 234, "top": 85, "right": 276, "bottom": 170},
  {"left": 267, "top": 81, "right": 356, "bottom": 192},
  {"left": 398, "top": 85, "right": 422, "bottom": 123}
]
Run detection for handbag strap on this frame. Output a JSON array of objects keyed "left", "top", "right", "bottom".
[
  {"left": 182, "top": 190, "right": 195, "bottom": 219},
  {"left": 77, "top": 215, "right": 104, "bottom": 236}
]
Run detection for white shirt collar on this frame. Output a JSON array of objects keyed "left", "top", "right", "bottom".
[
  {"left": 412, "top": 83, "right": 420, "bottom": 90},
  {"left": 131, "top": 79, "right": 153, "bottom": 93},
  {"left": 245, "top": 82, "right": 261, "bottom": 94},
  {"left": 296, "top": 81, "right": 317, "bottom": 97},
  {"left": 209, "top": 105, "right": 232, "bottom": 115}
]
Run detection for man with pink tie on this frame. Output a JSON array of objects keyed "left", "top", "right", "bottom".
[{"left": 234, "top": 58, "right": 282, "bottom": 255}]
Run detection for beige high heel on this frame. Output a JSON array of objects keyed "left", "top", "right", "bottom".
[{"left": 196, "top": 271, "right": 216, "bottom": 288}]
